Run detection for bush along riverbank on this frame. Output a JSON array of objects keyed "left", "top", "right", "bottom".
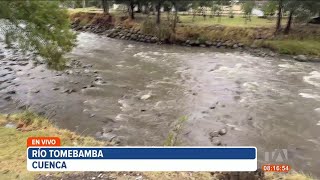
[{"left": 70, "top": 12, "right": 320, "bottom": 62}]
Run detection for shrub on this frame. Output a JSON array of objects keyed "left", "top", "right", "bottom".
[{"left": 141, "top": 18, "right": 173, "bottom": 41}]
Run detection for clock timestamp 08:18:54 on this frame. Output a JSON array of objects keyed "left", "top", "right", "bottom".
[{"left": 262, "top": 164, "right": 291, "bottom": 172}]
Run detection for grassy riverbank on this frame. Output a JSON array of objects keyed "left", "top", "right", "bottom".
[
  {"left": 0, "top": 112, "right": 106, "bottom": 180},
  {"left": 0, "top": 112, "right": 315, "bottom": 180},
  {"left": 69, "top": 9, "right": 320, "bottom": 58}
]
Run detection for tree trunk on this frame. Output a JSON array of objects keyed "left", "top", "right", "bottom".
[
  {"left": 128, "top": 1, "right": 135, "bottom": 19},
  {"left": 192, "top": 12, "right": 196, "bottom": 22},
  {"left": 156, "top": 1, "right": 161, "bottom": 24},
  {"left": 101, "top": 0, "right": 109, "bottom": 14},
  {"left": 143, "top": 4, "right": 148, "bottom": 14},
  {"left": 152, "top": 3, "right": 156, "bottom": 15},
  {"left": 276, "top": 0, "right": 283, "bottom": 32},
  {"left": 284, "top": 10, "right": 294, "bottom": 34},
  {"left": 82, "top": 0, "right": 86, "bottom": 8},
  {"left": 137, "top": 2, "right": 142, "bottom": 13},
  {"left": 172, "top": 2, "right": 178, "bottom": 33}
]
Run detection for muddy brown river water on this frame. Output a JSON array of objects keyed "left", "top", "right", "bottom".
[{"left": 1, "top": 33, "right": 320, "bottom": 177}]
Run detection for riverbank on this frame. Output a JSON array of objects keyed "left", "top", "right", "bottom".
[
  {"left": 69, "top": 12, "right": 320, "bottom": 61},
  {"left": 0, "top": 112, "right": 108, "bottom": 179},
  {"left": 0, "top": 112, "right": 314, "bottom": 180}
]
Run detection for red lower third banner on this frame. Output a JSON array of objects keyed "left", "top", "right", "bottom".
[{"left": 27, "top": 137, "right": 61, "bottom": 147}]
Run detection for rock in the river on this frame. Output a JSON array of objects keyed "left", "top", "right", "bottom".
[
  {"left": 32, "top": 89, "right": 40, "bottom": 93},
  {"left": 218, "top": 128, "right": 227, "bottom": 135},
  {"left": 95, "top": 76, "right": 103, "bottom": 81},
  {"left": 65, "top": 70, "right": 73, "bottom": 75},
  {"left": 7, "top": 90, "right": 16, "bottom": 95},
  {"left": 4, "top": 67, "right": 13, "bottom": 71},
  {"left": 209, "top": 131, "right": 220, "bottom": 138},
  {"left": 211, "top": 139, "right": 222, "bottom": 146},
  {"left": 18, "top": 62, "right": 29, "bottom": 66},
  {"left": 294, "top": 55, "right": 308, "bottom": 62},
  {"left": 64, "top": 89, "right": 77, "bottom": 94},
  {"left": 100, "top": 132, "right": 117, "bottom": 142},
  {"left": 18, "top": 105, "right": 28, "bottom": 110},
  {"left": 141, "top": 93, "right": 152, "bottom": 100},
  {"left": 4, "top": 96, "right": 12, "bottom": 101},
  {"left": 83, "top": 64, "right": 93, "bottom": 68},
  {"left": 205, "top": 41, "right": 213, "bottom": 46},
  {"left": 0, "top": 73, "right": 9, "bottom": 77}
]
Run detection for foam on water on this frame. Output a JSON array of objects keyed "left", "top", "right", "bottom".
[
  {"left": 303, "top": 71, "right": 320, "bottom": 87},
  {"left": 133, "top": 52, "right": 156, "bottom": 61},
  {"left": 278, "top": 63, "right": 296, "bottom": 69},
  {"left": 299, "top": 93, "right": 320, "bottom": 100},
  {"left": 242, "top": 82, "right": 259, "bottom": 90}
]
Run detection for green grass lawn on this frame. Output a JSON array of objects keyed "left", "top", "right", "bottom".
[
  {"left": 263, "top": 40, "right": 320, "bottom": 56},
  {"left": 179, "top": 15, "right": 285, "bottom": 27},
  {"left": 69, "top": 8, "right": 282, "bottom": 28}
]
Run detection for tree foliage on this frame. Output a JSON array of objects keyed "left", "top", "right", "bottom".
[
  {"left": 0, "top": 1, "right": 76, "bottom": 69},
  {"left": 262, "top": 1, "right": 277, "bottom": 17},
  {"left": 241, "top": 0, "right": 255, "bottom": 21}
]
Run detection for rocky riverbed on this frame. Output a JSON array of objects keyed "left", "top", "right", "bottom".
[{"left": 0, "top": 43, "right": 122, "bottom": 145}]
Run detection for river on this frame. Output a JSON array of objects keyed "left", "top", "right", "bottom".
[{"left": 1, "top": 32, "right": 320, "bottom": 177}]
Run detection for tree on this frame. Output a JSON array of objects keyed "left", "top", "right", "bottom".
[
  {"left": 283, "top": 0, "right": 320, "bottom": 34},
  {"left": 128, "top": 0, "right": 135, "bottom": 19},
  {"left": 211, "top": 3, "right": 221, "bottom": 18},
  {"left": 0, "top": 1, "right": 76, "bottom": 69},
  {"left": 191, "top": 1, "right": 199, "bottom": 22},
  {"left": 262, "top": 1, "right": 277, "bottom": 17},
  {"left": 163, "top": 1, "right": 173, "bottom": 21},
  {"left": 283, "top": 0, "right": 300, "bottom": 34},
  {"left": 241, "top": 1, "right": 255, "bottom": 23},
  {"left": 171, "top": 1, "right": 178, "bottom": 33},
  {"left": 275, "top": 0, "right": 283, "bottom": 33},
  {"left": 101, "top": 0, "right": 109, "bottom": 14},
  {"left": 215, "top": 0, "right": 231, "bottom": 22},
  {"left": 156, "top": 0, "right": 164, "bottom": 24},
  {"left": 114, "top": 0, "right": 136, "bottom": 19}
]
